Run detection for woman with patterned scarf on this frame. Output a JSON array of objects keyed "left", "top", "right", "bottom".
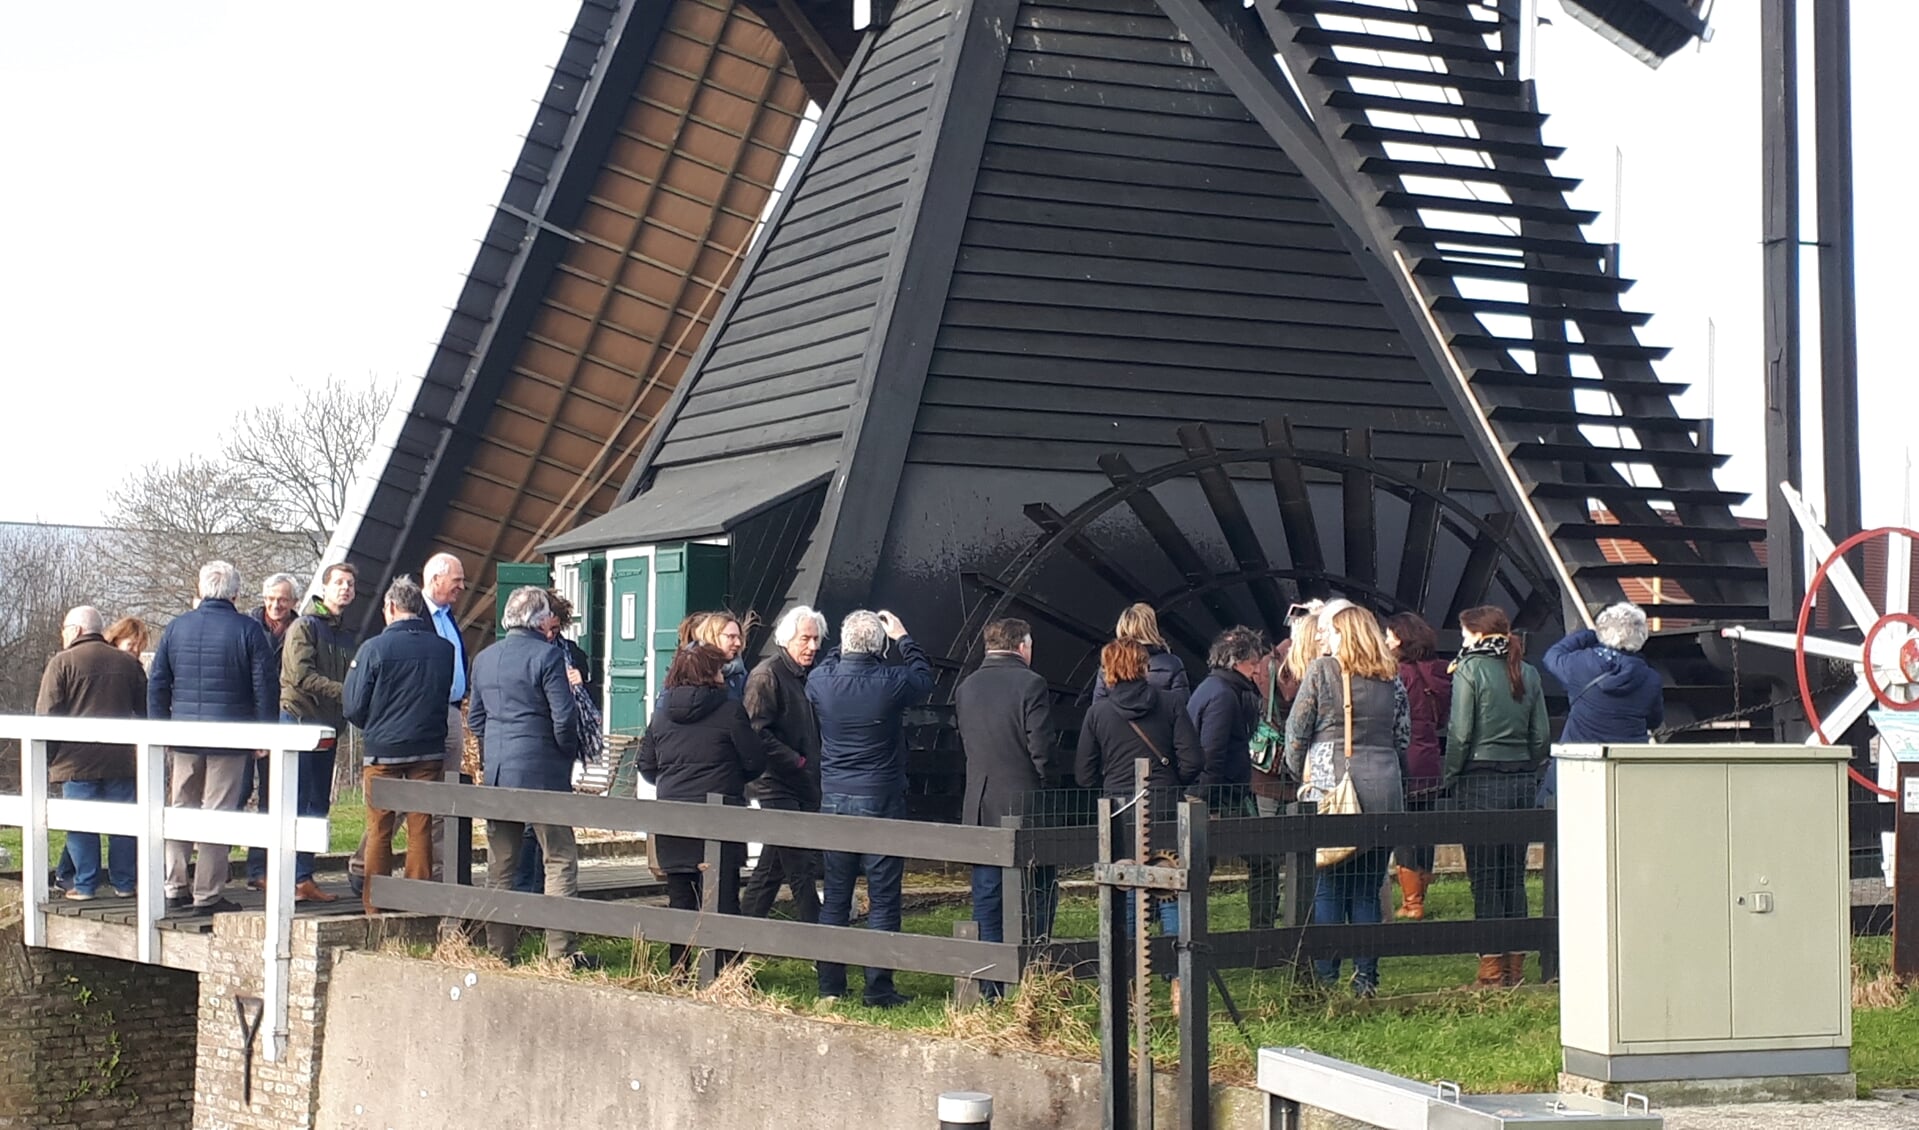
[{"left": 1446, "top": 605, "right": 1548, "bottom": 989}]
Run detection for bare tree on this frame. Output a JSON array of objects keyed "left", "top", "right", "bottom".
[
  {"left": 222, "top": 374, "right": 396, "bottom": 559},
  {"left": 0, "top": 523, "right": 110, "bottom": 714},
  {"left": 102, "top": 456, "right": 313, "bottom": 621}
]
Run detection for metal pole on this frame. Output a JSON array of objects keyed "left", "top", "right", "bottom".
[
  {"left": 1761, "top": 0, "right": 1804, "bottom": 625},
  {"left": 1096, "top": 795, "right": 1131, "bottom": 1129},
  {"left": 938, "top": 1091, "right": 993, "bottom": 1127},
  {"left": 135, "top": 741, "right": 165, "bottom": 964},
  {"left": 21, "top": 737, "right": 48, "bottom": 948},
  {"left": 264, "top": 744, "right": 301, "bottom": 1063},
  {"left": 1895, "top": 762, "right": 1919, "bottom": 980},
  {"left": 1176, "top": 799, "right": 1210, "bottom": 1130},
  {"left": 1813, "top": 0, "right": 1861, "bottom": 559}
]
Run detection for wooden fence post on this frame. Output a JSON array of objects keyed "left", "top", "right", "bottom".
[{"left": 698, "top": 793, "right": 726, "bottom": 986}]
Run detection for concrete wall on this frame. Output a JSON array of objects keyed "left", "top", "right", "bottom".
[
  {"left": 316, "top": 953, "right": 1267, "bottom": 1129},
  {"left": 0, "top": 887, "right": 199, "bottom": 1130}
]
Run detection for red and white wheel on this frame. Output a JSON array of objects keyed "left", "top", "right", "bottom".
[{"left": 1721, "top": 483, "right": 1916, "bottom": 798}]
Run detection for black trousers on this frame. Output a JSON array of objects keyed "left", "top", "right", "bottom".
[
  {"left": 1452, "top": 771, "right": 1534, "bottom": 924},
  {"left": 740, "top": 797, "right": 822, "bottom": 923},
  {"left": 666, "top": 867, "right": 741, "bottom": 970}
]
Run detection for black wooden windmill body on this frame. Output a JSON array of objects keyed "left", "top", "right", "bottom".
[{"left": 518, "top": 0, "right": 1761, "bottom": 811}]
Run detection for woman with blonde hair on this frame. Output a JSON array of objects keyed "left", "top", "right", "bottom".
[
  {"left": 1092, "top": 602, "right": 1191, "bottom": 703},
  {"left": 692, "top": 611, "right": 749, "bottom": 701},
  {"left": 1282, "top": 604, "right": 1409, "bottom": 997}
]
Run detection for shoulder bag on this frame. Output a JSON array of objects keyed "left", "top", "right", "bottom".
[
  {"left": 1314, "top": 665, "right": 1362, "bottom": 868},
  {"left": 1249, "top": 660, "right": 1285, "bottom": 775}
]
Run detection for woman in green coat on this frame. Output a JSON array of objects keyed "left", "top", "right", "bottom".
[{"left": 1446, "top": 605, "right": 1549, "bottom": 989}]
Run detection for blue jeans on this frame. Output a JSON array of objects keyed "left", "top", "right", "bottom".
[
  {"left": 818, "top": 791, "right": 907, "bottom": 1001},
  {"left": 1312, "top": 847, "right": 1391, "bottom": 986},
  {"left": 514, "top": 824, "right": 544, "bottom": 893},
  {"left": 284, "top": 712, "right": 337, "bottom": 883},
  {"left": 63, "top": 779, "right": 137, "bottom": 895},
  {"left": 971, "top": 864, "right": 1059, "bottom": 997}
]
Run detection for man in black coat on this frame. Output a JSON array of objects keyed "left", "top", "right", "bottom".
[
  {"left": 344, "top": 575, "right": 454, "bottom": 915},
  {"left": 954, "top": 618, "right": 1059, "bottom": 991},
  {"left": 740, "top": 605, "right": 826, "bottom": 923},
  {"left": 467, "top": 586, "right": 585, "bottom": 965},
  {"left": 150, "top": 560, "right": 278, "bottom": 915}
]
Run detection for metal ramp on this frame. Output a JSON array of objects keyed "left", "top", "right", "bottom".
[{"left": 1258, "top": 1048, "right": 1661, "bottom": 1129}]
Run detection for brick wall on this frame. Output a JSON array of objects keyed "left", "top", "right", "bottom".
[
  {"left": 192, "top": 914, "right": 439, "bottom": 1130},
  {"left": 0, "top": 892, "right": 199, "bottom": 1130}
]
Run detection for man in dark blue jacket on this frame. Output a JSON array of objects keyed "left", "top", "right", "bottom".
[
  {"left": 1539, "top": 603, "right": 1664, "bottom": 807},
  {"left": 150, "top": 561, "right": 278, "bottom": 914},
  {"left": 467, "top": 586, "right": 587, "bottom": 965},
  {"left": 344, "top": 575, "right": 453, "bottom": 915},
  {"left": 806, "top": 608, "right": 933, "bottom": 1007}
]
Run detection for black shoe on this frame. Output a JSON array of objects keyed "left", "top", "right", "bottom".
[
  {"left": 166, "top": 893, "right": 192, "bottom": 909},
  {"left": 863, "top": 991, "right": 914, "bottom": 1010},
  {"left": 567, "top": 952, "right": 603, "bottom": 972},
  {"left": 186, "top": 897, "right": 243, "bottom": 916},
  {"left": 1352, "top": 977, "right": 1378, "bottom": 1000}
]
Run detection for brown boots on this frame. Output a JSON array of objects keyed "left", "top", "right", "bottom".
[
  {"left": 1394, "top": 867, "right": 1429, "bottom": 920},
  {"left": 1472, "top": 953, "right": 1528, "bottom": 989}
]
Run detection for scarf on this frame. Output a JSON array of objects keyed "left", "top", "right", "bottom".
[{"left": 1449, "top": 634, "right": 1510, "bottom": 674}]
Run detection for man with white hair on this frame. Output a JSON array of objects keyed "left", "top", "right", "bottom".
[
  {"left": 467, "top": 585, "right": 589, "bottom": 966},
  {"left": 242, "top": 573, "right": 302, "bottom": 891},
  {"left": 740, "top": 605, "right": 827, "bottom": 923},
  {"left": 1538, "top": 602, "right": 1664, "bottom": 807},
  {"left": 36, "top": 605, "right": 147, "bottom": 899},
  {"left": 149, "top": 561, "right": 279, "bottom": 914},
  {"left": 805, "top": 608, "right": 933, "bottom": 1008}
]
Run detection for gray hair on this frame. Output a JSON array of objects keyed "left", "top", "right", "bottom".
[
  {"left": 198, "top": 560, "right": 242, "bottom": 601},
  {"left": 840, "top": 610, "right": 885, "bottom": 656},
  {"left": 774, "top": 605, "right": 828, "bottom": 646},
  {"left": 63, "top": 605, "right": 104, "bottom": 634},
  {"left": 1207, "top": 625, "right": 1266, "bottom": 670},
  {"left": 1595, "top": 602, "right": 1650, "bottom": 653},
  {"left": 261, "top": 572, "right": 299, "bottom": 597},
  {"left": 500, "top": 585, "right": 551, "bottom": 631},
  {"left": 423, "top": 552, "right": 463, "bottom": 582},
  {"left": 1317, "top": 598, "right": 1357, "bottom": 629},
  {"left": 384, "top": 575, "right": 428, "bottom": 619}
]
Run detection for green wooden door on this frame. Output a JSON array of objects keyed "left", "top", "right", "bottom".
[
  {"left": 606, "top": 553, "right": 650, "bottom": 737},
  {"left": 494, "top": 562, "right": 552, "bottom": 638}
]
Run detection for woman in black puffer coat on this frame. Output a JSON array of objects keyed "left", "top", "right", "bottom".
[
  {"left": 637, "top": 643, "right": 771, "bottom": 969},
  {"left": 1089, "top": 603, "right": 1193, "bottom": 705}
]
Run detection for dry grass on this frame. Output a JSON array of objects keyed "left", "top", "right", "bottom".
[
  {"left": 1855, "top": 967, "right": 1915, "bottom": 1011},
  {"left": 936, "top": 961, "right": 1099, "bottom": 1059}
]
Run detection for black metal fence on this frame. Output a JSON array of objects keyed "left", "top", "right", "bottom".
[{"left": 367, "top": 778, "right": 1560, "bottom": 987}]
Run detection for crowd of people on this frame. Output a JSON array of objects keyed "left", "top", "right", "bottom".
[{"left": 29, "top": 553, "right": 1666, "bottom": 1004}]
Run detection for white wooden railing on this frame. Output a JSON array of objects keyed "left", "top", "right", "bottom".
[{"left": 0, "top": 715, "right": 333, "bottom": 1062}]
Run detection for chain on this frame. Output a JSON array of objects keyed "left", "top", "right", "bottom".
[{"left": 1653, "top": 658, "right": 1852, "bottom": 740}]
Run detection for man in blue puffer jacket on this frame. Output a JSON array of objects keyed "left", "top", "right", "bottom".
[
  {"left": 149, "top": 561, "right": 279, "bottom": 914},
  {"left": 1538, "top": 602, "right": 1665, "bottom": 807}
]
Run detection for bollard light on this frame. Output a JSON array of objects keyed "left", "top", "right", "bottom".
[{"left": 937, "top": 1090, "right": 992, "bottom": 1128}]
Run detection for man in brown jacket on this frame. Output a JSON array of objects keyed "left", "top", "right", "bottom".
[{"left": 36, "top": 606, "right": 147, "bottom": 899}]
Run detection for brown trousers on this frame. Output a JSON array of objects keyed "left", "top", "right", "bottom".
[{"left": 361, "top": 761, "right": 440, "bottom": 914}]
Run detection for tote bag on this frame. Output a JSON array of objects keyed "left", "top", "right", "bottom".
[{"left": 1313, "top": 666, "right": 1361, "bottom": 868}]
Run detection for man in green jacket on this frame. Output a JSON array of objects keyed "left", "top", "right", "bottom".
[{"left": 281, "top": 563, "right": 358, "bottom": 902}]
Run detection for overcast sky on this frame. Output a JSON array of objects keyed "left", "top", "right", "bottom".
[{"left": 0, "top": 2, "right": 1907, "bottom": 534}]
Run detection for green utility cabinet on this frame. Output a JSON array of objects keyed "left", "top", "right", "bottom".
[
  {"left": 1556, "top": 743, "right": 1852, "bottom": 1086},
  {"left": 601, "top": 542, "right": 728, "bottom": 738}
]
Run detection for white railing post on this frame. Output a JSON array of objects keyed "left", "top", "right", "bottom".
[
  {"left": 21, "top": 737, "right": 49, "bottom": 947},
  {"left": 136, "top": 741, "right": 166, "bottom": 962},
  {"left": 263, "top": 743, "right": 300, "bottom": 1063}
]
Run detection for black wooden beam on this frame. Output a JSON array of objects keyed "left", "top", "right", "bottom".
[
  {"left": 1259, "top": 417, "right": 1329, "bottom": 599},
  {"left": 1762, "top": 0, "right": 1804, "bottom": 621},
  {"left": 1022, "top": 503, "right": 1214, "bottom": 657},
  {"left": 962, "top": 571, "right": 1113, "bottom": 645},
  {"left": 1017, "top": 806, "right": 1556, "bottom": 866},
  {"left": 1813, "top": 0, "right": 1861, "bottom": 551},
  {"left": 1342, "top": 428, "right": 1377, "bottom": 588},
  {"left": 1178, "top": 423, "right": 1290, "bottom": 637},
  {"left": 1099, "top": 452, "right": 1245, "bottom": 631},
  {"left": 1394, "top": 461, "right": 1448, "bottom": 611},
  {"left": 1446, "top": 511, "right": 1517, "bottom": 624}
]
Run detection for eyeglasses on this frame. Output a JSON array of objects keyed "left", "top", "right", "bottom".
[{"left": 1284, "top": 601, "right": 1323, "bottom": 624}]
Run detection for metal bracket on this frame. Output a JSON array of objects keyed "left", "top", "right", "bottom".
[
  {"left": 1095, "top": 862, "right": 1189, "bottom": 891},
  {"left": 498, "top": 202, "right": 584, "bottom": 244},
  {"left": 234, "top": 995, "right": 264, "bottom": 1105}
]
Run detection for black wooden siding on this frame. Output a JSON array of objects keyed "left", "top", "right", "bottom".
[
  {"left": 726, "top": 485, "right": 828, "bottom": 654},
  {"left": 910, "top": 0, "right": 1475, "bottom": 480},
  {"left": 649, "top": 0, "right": 956, "bottom": 471}
]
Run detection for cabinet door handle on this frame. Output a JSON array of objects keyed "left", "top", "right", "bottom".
[{"left": 1736, "top": 891, "right": 1775, "bottom": 913}]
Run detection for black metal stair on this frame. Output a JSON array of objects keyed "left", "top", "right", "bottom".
[{"left": 1258, "top": 0, "right": 1768, "bottom": 626}]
